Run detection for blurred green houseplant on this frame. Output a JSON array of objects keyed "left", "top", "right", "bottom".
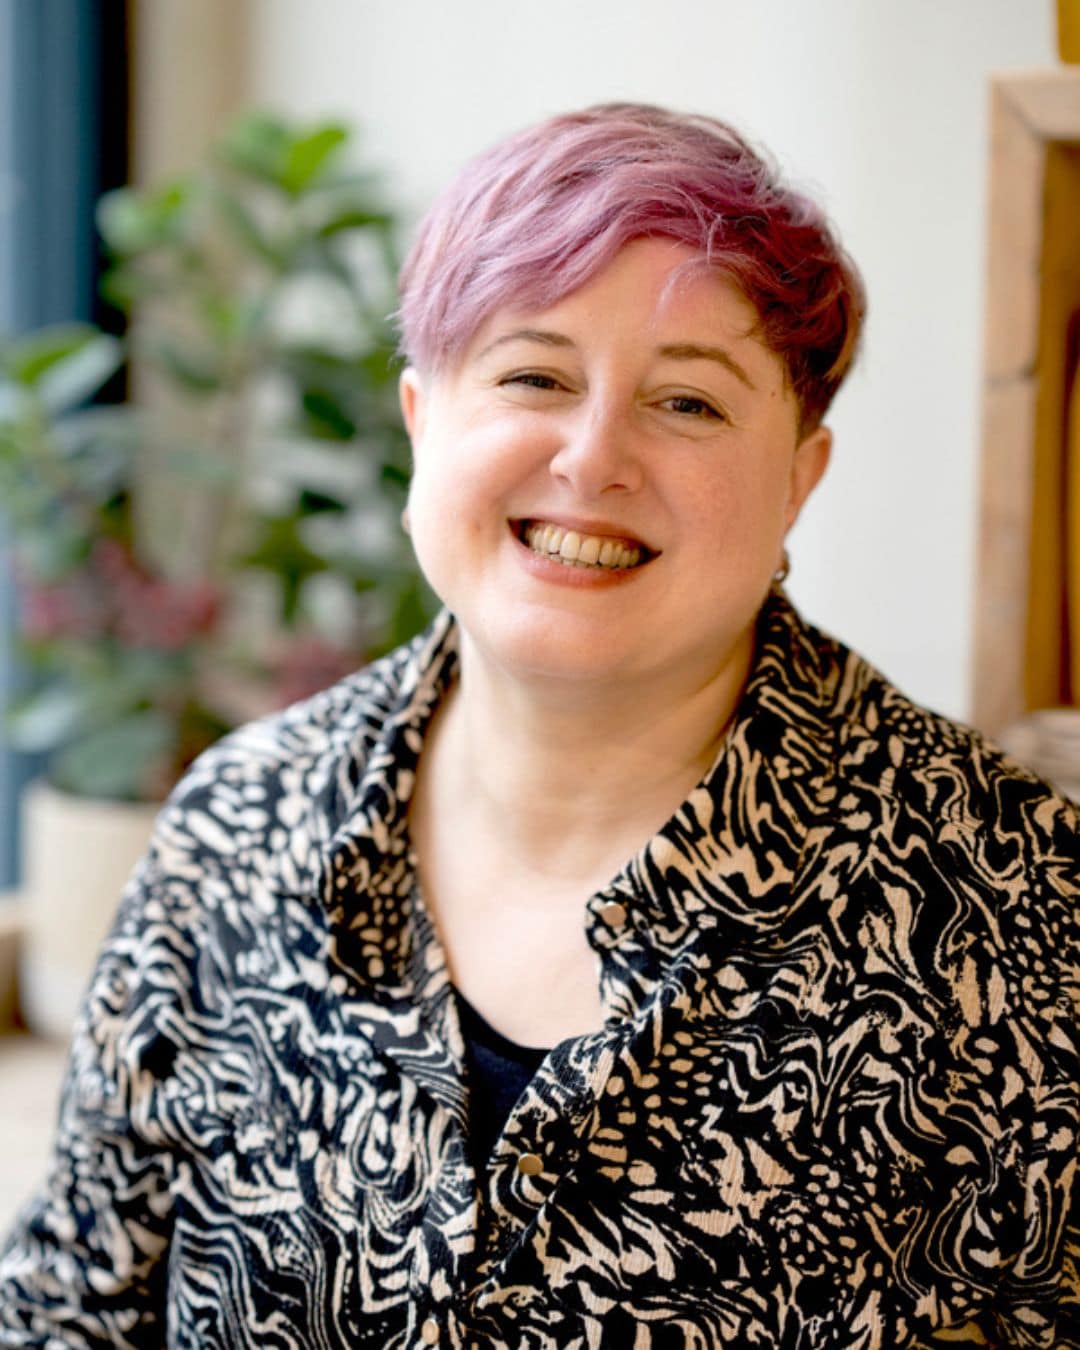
[{"left": 0, "top": 112, "right": 433, "bottom": 802}]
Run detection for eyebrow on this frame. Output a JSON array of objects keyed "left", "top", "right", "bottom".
[
  {"left": 476, "top": 328, "right": 575, "bottom": 359},
  {"left": 656, "top": 343, "right": 756, "bottom": 390},
  {"left": 476, "top": 329, "right": 757, "bottom": 391}
]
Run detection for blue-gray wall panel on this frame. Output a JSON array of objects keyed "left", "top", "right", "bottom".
[{"left": 0, "top": 0, "right": 128, "bottom": 887}]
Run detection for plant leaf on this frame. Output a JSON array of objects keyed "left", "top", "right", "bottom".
[
  {"left": 38, "top": 335, "right": 124, "bottom": 415},
  {"left": 381, "top": 573, "right": 439, "bottom": 653},
  {"left": 5, "top": 683, "right": 92, "bottom": 752},
  {"left": 216, "top": 113, "right": 291, "bottom": 186},
  {"left": 280, "top": 125, "right": 349, "bottom": 196},
  {"left": 381, "top": 461, "right": 411, "bottom": 490},
  {"left": 148, "top": 340, "right": 222, "bottom": 393},
  {"left": 240, "top": 514, "right": 329, "bottom": 625},
  {"left": 6, "top": 324, "right": 116, "bottom": 389},
  {"left": 14, "top": 524, "right": 92, "bottom": 578},
  {"left": 48, "top": 710, "right": 175, "bottom": 801},
  {"left": 313, "top": 207, "right": 392, "bottom": 239},
  {"left": 300, "top": 389, "right": 357, "bottom": 440},
  {"left": 97, "top": 182, "right": 192, "bottom": 255},
  {"left": 212, "top": 186, "right": 283, "bottom": 268}
]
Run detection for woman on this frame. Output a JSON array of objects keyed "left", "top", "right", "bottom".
[{"left": 1, "top": 103, "right": 1076, "bottom": 1349}]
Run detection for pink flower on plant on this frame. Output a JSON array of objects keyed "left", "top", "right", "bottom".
[
  {"left": 16, "top": 541, "right": 222, "bottom": 653},
  {"left": 18, "top": 577, "right": 109, "bottom": 642},
  {"left": 111, "top": 574, "right": 221, "bottom": 652},
  {"left": 85, "top": 539, "right": 221, "bottom": 651}
]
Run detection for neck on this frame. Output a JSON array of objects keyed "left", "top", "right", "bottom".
[{"left": 431, "top": 623, "right": 756, "bottom": 881}]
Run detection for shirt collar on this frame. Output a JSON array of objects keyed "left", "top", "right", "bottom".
[
  {"left": 322, "top": 608, "right": 459, "bottom": 996},
  {"left": 322, "top": 589, "right": 839, "bottom": 995},
  {"left": 614, "top": 587, "right": 838, "bottom": 948}
]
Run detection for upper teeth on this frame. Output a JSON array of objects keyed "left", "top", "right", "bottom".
[{"left": 522, "top": 521, "right": 644, "bottom": 569}]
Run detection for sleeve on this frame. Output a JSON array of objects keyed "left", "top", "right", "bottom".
[
  {"left": 990, "top": 1000, "right": 1080, "bottom": 1348},
  {"left": 0, "top": 852, "right": 178, "bottom": 1348},
  {"left": 989, "top": 796, "right": 1080, "bottom": 1349}
]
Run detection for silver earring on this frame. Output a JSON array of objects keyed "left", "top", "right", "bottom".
[
  {"left": 773, "top": 548, "right": 790, "bottom": 586},
  {"left": 400, "top": 507, "right": 412, "bottom": 536}
]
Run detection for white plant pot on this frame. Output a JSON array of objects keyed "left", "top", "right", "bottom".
[{"left": 18, "top": 780, "right": 159, "bottom": 1042}]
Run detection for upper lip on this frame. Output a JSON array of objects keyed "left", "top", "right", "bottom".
[{"left": 512, "top": 514, "right": 659, "bottom": 554}]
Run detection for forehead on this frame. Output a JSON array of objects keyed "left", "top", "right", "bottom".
[{"left": 463, "top": 237, "right": 775, "bottom": 370}]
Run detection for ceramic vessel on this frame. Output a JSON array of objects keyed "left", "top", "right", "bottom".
[{"left": 18, "top": 780, "right": 159, "bottom": 1041}]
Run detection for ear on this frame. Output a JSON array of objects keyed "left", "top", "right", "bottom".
[
  {"left": 784, "top": 425, "right": 832, "bottom": 532},
  {"left": 398, "top": 367, "right": 427, "bottom": 444}
]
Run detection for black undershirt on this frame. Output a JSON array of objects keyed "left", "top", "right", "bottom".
[{"left": 455, "top": 990, "right": 551, "bottom": 1171}]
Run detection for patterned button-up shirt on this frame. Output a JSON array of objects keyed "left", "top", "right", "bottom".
[{"left": 1, "top": 593, "right": 1077, "bottom": 1348}]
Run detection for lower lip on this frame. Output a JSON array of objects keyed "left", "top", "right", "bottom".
[{"left": 509, "top": 527, "right": 651, "bottom": 588}]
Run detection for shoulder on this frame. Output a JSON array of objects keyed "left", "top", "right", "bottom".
[
  {"left": 77, "top": 614, "right": 457, "bottom": 1043},
  {"left": 790, "top": 607, "right": 1077, "bottom": 966},
  {"left": 767, "top": 597, "right": 1075, "bottom": 941},
  {"left": 179, "top": 619, "right": 442, "bottom": 797},
  {"left": 777, "top": 600, "right": 1076, "bottom": 838},
  {"left": 778, "top": 607, "right": 1075, "bottom": 1065},
  {"left": 823, "top": 625, "right": 1077, "bottom": 860},
  {"left": 108, "top": 612, "right": 455, "bottom": 942}
]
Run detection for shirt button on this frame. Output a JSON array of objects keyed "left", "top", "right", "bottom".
[
  {"left": 598, "top": 900, "right": 627, "bottom": 928},
  {"left": 420, "top": 1316, "right": 441, "bottom": 1344},
  {"left": 517, "top": 1151, "right": 544, "bottom": 1176}
]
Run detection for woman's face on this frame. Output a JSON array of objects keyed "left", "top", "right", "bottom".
[{"left": 400, "top": 238, "right": 830, "bottom": 695}]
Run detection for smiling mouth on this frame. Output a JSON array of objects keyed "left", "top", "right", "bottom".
[{"left": 513, "top": 519, "right": 657, "bottom": 570}]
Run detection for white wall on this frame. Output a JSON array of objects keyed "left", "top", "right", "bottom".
[{"left": 249, "top": 0, "right": 1053, "bottom": 722}]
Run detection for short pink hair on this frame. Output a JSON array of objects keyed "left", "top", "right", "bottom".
[{"left": 397, "top": 103, "right": 865, "bottom": 430}]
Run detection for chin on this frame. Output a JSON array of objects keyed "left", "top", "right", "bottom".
[{"left": 469, "top": 605, "right": 639, "bottom": 683}]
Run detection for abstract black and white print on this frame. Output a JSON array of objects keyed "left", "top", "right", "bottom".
[{"left": 1, "top": 593, "right": 1076, "bottom": 1348}]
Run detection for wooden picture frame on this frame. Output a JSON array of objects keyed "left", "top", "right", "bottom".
[{"left": 972, "top": 68, "right": 1080, "bottom": 735}]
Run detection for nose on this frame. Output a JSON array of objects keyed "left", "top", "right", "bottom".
[{"left": 547, "top": 399, "right": 643, "bottom": 497}]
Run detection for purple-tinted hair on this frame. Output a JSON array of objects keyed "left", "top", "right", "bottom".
[{"left": 397, "top": 103, "right": 865, "bottom": 430}]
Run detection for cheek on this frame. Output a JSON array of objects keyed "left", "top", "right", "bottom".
[
  {"left": 405, "top": 431, "right": 514, "bottom": 577},
  {"left": 678, "top": 456, "right": 791, "bottom": 558},
  {"left": 413, "top": 418, "right": 552, "bottom": 517}
]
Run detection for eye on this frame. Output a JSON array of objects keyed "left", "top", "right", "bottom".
[
  {"left": 499, "top": 370, "right": 565, "bottom": 391},
  {"left": 660, "top": 394, "right": 726, "bottom": 421}
]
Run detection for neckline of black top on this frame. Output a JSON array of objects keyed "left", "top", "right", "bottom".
[{"left": 454, "top": 988, "right": 552, "bottom": 1067}]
